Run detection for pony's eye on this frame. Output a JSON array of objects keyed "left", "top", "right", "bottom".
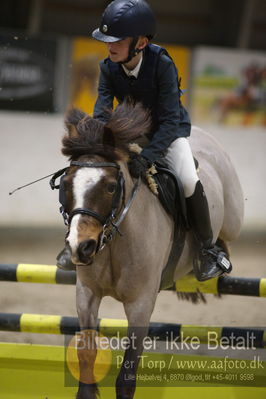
[{"left": 107, "top": 182, "right": 117, "bottom": 194}]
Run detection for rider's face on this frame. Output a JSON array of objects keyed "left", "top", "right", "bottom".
[{"left": 106, "top": 38, "right": 132, "bottom": 63}]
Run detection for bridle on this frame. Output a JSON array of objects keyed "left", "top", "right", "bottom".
[{"left": 50, "top": 160, "right": 141, "bottom": 253}]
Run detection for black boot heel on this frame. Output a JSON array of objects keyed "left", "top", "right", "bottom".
[{"left": 56, "top": 246, "right": 76, "bottom": 271}]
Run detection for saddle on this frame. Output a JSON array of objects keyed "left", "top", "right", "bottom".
[{"left": 151, "top": 159, "right": 198, "bottom": 290}]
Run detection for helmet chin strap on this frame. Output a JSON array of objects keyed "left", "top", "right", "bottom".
[{"left": 119, "top": 37, "right": 142, "bottom": 65}]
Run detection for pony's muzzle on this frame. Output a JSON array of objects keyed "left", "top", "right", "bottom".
[{"left": 76, "top": 239, "right": 97, "bottom": 265}]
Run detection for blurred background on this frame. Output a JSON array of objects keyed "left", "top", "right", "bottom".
[{"left": 0, "top": 0, "right": 266, "bottom": 343}]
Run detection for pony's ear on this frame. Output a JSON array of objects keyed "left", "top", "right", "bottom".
[
  {"left": 103, "top": 126, "right": 115, "bottom": 148},
  {"left": 64, "top": 108, "right": 87, "bottom": 139},
  {"left": 66, "top": 123, "right": 79, "bottom": 139}
]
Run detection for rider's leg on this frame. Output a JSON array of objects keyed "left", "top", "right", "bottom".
[{"left": 165, "top": 137, "right": 232, "bottom": 281}]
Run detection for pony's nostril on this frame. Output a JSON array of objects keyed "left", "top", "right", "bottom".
[{"left": 77, "top": 240, "right": 97, "bottom": 263}]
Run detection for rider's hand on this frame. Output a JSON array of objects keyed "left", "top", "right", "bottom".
[{"left": 128, "top": 154, "right": 152, "bottom": 178}]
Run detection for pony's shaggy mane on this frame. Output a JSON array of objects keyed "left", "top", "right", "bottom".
[{"left": 62, "top": 101, "right": 152, "bottom": 161}]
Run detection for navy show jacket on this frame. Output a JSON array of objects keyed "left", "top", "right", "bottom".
[{"left": 93, "top": 43, "right": 191, "bottom": 162}]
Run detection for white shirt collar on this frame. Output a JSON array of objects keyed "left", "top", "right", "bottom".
[{"left": 122, "top": 53, "right": 143, "bottom": 78}]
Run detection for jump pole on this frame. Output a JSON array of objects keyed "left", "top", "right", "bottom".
[
  {"left": 1, "top": 263, "right": 266, "bottom": 297},
  {"left": 0, "top": 312, "right": 265, "bottom": 348}
]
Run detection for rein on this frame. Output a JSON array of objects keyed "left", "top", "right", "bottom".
[{"left": 50, "top": 160, "right": 141, "bottom": 253}]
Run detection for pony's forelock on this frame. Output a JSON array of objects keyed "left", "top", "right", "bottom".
[{"left": 62, "top": 101, "right": 151, "bottom": 161}]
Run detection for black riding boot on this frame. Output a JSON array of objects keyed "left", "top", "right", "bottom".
[
  {"left": 56, "top": 244, "right": 75, "bottom": 271},
  {"left": 186, "top": 181, "right": 232, "bottom": 281}
]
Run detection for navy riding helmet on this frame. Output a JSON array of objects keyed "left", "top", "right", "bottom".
[{"left": 92, "top": 0, "right": 156, "bottom": 43}]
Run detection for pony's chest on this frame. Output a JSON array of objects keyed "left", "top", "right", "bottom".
[{"left": 78, "top": 265, "right": 140, "bottom": 302}]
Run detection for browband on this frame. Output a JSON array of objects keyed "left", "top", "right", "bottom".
[{"left": 70, "top": 161, "right": 120, "bottom": 169}]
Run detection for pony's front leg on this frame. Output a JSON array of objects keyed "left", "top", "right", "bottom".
[
  {"left": 75, "top": 277, "right": 101, "bottom": 399},
  {"left": 116, "top": 296, "right": 156, "bottom": 399}
]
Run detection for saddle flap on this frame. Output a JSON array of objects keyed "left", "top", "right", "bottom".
[
  {"left": 152, "top": 161, "right": 188, "bottom": 290},
  {"left": 153, "top": 161, "right": 188, "bottom": 228}
]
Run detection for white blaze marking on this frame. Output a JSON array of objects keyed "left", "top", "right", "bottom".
[{"left": 67, "top": 168, "right": 103, "bottom": 252}]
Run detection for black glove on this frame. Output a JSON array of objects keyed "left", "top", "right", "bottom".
[{"left": 128, "top": 154, "right": 152, "bottom": 178}]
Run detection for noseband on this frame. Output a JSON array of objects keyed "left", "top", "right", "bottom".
[{"left": 50, "top": 160, "right": 140, "bottom": 253}]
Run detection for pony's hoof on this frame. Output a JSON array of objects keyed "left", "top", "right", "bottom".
[{"left": 76, "top": 382, "right": 99, "bottom": 399}]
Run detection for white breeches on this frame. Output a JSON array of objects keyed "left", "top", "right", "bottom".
[{"left": 164, "top": 137, "right": 199, "bottom": 198}]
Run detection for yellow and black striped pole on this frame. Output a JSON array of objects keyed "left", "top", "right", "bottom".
[
  {"left": 0, "top": 263, "right": 76, "bottom": 285},
  {"left": 0, "top": 312, "right": 265, "bottom": 348},
  {"left": 1, "top": 263, "right": 266, "bottom": 297}
]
